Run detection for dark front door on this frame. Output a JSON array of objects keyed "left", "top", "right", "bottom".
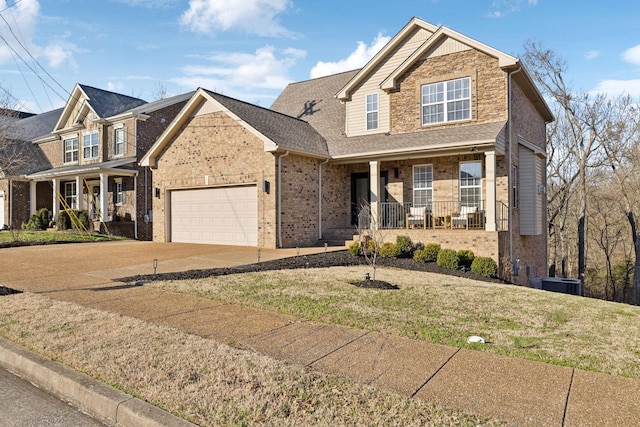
[{"left": 350, "top": 171, "right": 388, "bottom": 226}]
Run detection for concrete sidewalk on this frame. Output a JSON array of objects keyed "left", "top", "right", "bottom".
[{"left": 1, "top": 241, "right": 640, "bottom": 426}]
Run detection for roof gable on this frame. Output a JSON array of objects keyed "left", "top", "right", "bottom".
[
  {"left": 141, "top": 88, "right": 328, "bottom": 168},
  {"left": 54, "top": 84, "right": 146, "bottom": 132}
]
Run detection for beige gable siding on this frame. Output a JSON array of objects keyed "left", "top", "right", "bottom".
[
  {"left": 346, "top": 27, "right": 434, "bottom": 137},
  {"left": 519, "top": 143, "right": 543, "bottom": 235},
  {"left": 421, "top": 37, "right": 472, "bottom": 60}
]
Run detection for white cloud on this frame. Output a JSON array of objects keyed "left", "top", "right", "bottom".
[
  {"left": 622, "top": 45, "right": 640, "bottom": 66},
  {"left": 171, "top": 45, "right": 305, "bottom": 101},
  {"left": 585, "top": 50, "right": 600, "bottom": 61},
  {"left": 179, "top": 0, "right": 294, "bottom": 37},
  {"left": 0, "top": 0, "right": 77, "bottom": 69},
  {"left": 310, "top": 33, "right": 391, "bottom": 79},
  {"left": 591, "top": 79, "right": 640, "bottom": 97},
  {"left": 488, "top": 0, "right": 538, "bottom": 18}
]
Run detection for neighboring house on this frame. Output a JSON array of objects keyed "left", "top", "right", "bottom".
[
  {"left": 23, "top": 84, "right": 192, "bottom": 240},
  {"left": 0, "top": 109, "right": 60, "bottom": 229},
  {"left": 140, "top": 17, "right": 553, "bottom": 284}
]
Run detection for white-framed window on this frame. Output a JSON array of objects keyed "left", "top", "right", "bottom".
[
  {"left": 366, "top": 93, "right": 378, "bottom": 130},
  {"left": 512, "top": 165, "right": 519, "bottom": 208},
  {"left": 63, "top": 137, "right": 78, "bottom": 163},
  {"left": 83, "top": 130, "right": 99, "bottom": 159},
  {"left": 421, "top": 77, "right": 471, "bottom": 125},
  {"left": 114, "top": 126, "right": 126, "bottom": 156},
  {"left": 413, "top": 164, "right": 433, "bottom": 210},
  {"left": 115, "top": 180, "right": 126, "bottom": 206},
  {"left": 64, "top": 182, "right": 77, "bottom": 209},
  {"left": 460, "top": 161, "right": 482, "bottom": 208}
]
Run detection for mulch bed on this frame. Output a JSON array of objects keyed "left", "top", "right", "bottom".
[{"left": 116, "top": 250, "right": 504, "bottom": 285}]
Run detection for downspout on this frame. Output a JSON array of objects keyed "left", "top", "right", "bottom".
[
  {"left": 277, "top": 150, "right": 289, "bottom": 248},
  {"left": 318, "top": 158, "right": 330, "bottom": 240},
  {"left": 508, "top": 64, "right": 523, "bottom": 281},
  {"left": 133, "top": 171, "right": 139, "bottom": 240}
]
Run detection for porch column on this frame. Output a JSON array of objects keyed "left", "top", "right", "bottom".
[
  {"left": 76, "top": 176, "right": 83, "bottom": 211},
  {"left": 485, "top": 150, "right": 497, "bottom": 232},
  {"left": 99, "top": 173, "right": 108, "bottom": 221},
  {"left": 29, "top": 181, "right": 37, "bottom": 215},
  {"left": 52, "top": 178, "right": 59, "bottom": 220},
  {"left": 369, "top": 160, "right": 380, "bottom": 230}
]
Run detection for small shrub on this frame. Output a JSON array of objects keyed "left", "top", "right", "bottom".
[
  {"left": 471, "top": 257, "right": 498, "bottom": 278},
  {"left": 457, "top": 250, "right": 475, "bottom": 268},
  {"left": 413, "top": 248, "right": 430, "bottom": 263},
  {"left": 57, "top": 211, "right": 70, "bottom": 230},
  {"left": 23, "top": 207, "right": 49, "bottom": 230},
  {"left": 365, "top": 238, "right": 378, "bottom": 255},
  {"left": 423, "top": 243, "right": 441, "bottom": 262},
  {"left": 348, "top": 241, "right": 361, "bottom": 256},
  {"left": 76, "top": 210, "right": 90, "bottom": 231},
  {"left": 394, "top": 235, "right": 413, "bottom": 258},
  {"left": 437, "top": 249, "right": 459, "bottom": 270},
  {"left": 379, "top": 242, "right": 398, "bottom": 258}
]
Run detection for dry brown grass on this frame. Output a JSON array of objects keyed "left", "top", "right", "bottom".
[
  {"left": 149, "top": 266, "right": 640, "bottom": 378},
  {"left": 0, "top": 292, "right": 503, "bottom": 427}
]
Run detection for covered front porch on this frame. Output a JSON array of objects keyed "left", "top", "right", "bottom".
[{"left": 25, "top": 158, "right": 139, "bottom": 237}]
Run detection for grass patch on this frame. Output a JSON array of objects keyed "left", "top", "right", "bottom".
[
  {"left": 149, "top": 266, "right": 640, "bottom": 379},
  {"left": 0, "top": 229, "right": 128, "bottom": 244},
  {"left": 0, "top": 293, "right": 503, "bottom": 426}
]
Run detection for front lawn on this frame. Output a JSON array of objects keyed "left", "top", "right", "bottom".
[{"left": 0, "top": 229, "right": 128, "bottom": 246}]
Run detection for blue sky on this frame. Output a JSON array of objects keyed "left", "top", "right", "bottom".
[{"left": 1, "top": 0, "right": 639, "bottom": 113}]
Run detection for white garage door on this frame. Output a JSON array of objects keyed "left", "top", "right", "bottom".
[{"left": 170, "top": 186, "right": 258, "bottom": 246}]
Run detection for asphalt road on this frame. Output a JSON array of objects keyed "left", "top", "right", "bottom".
[{"left": 0, "top": 365, "right": 105, "bottom": 426}]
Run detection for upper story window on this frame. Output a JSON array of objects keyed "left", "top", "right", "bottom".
[
  {"left": 83, "top": 130, "right": 99, "bottom": 160},
  {"left": 114, "top": 127, "right": 126, "bottom": 156},
  {"left": 63, "top": 137, "right": 78, "bottom": 163},
  {"left": 421, "top": 77, "right": 471, "bottom": 125},
  {"left": 366, "top": 93, "right": 379, "bottom": 130},
  {"left": 413, "top": 164, "right": 433, "bottom": 210}
]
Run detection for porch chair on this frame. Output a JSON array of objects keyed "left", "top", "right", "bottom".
[
  {"left": 406, "top": 206, "right": 430, "bottom": 229},
  {"left": 452, "top": 206, "right": 477, "bottom": 229}
]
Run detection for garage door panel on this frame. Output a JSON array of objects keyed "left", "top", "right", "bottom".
[{"left": 171, "top": 186, "right": 257, "bottom": 246}]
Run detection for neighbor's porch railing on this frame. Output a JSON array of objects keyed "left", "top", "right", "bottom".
[{"left": 364, "top": 200, "right": 509, "bottom": 231}]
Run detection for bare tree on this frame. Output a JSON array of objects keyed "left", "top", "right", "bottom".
[
  {"left": 523, "top": 41, "right": 608, "bottom": 283},
  {"left": 151, "top": 82, "right": 168, "bottom": 100},
  {"left": 356, "top": 203, "right": 387, "bottom": 281}
]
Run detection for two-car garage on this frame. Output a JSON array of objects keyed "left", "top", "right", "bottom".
[{"left": 169, "top": 185, "right": 258, "bottom": 246}]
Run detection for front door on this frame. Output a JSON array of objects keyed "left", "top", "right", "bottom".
[{"left": 350, "top": 172, "right": 388, "bottom": 226}]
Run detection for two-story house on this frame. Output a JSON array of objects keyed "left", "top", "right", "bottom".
[
  {"left": 140, "top": 17, "right": 553, "bottom": 284},
  {"left": 24, "top": 84, "right": 192, "bottom": 240}
]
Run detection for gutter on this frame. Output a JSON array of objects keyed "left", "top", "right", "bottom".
[{"left": 277, "top": 150, "right": 289, "bottom": 248}]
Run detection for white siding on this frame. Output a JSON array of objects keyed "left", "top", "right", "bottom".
[
  {"left": 421, "top": 37, "right": 472, "bottom": 60},
  {"left": 346, "top": 27, "right": 434, "bottom": 137}
]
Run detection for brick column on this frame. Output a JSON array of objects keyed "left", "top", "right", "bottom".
[{"left": 485, "top": 150, "right": 496, "bottom": 232}]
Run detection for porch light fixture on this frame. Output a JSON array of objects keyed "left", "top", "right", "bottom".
[
  {"left": 469, "top": 146, "right": 478, "bottom": 152},
  {"left": 154, "top": 187, "right": 161, "bottom": 198},
  {"left": 262, "top": 180, "right": 270, "bottom": 194}
]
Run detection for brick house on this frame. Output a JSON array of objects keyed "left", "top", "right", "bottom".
[
  {"left": 141, "top": 17, "right": 553, "bottom": 284},
  {"left": 20, "top": 84, "right": 191, "bottom": 240},
  {"left": 0, "top": 109, "right": 60, "bottom": 229}
]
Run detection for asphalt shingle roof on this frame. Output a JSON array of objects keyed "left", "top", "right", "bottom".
[
  {"left": 79, "top": 84, "right": 147, "bottom": 118},
  {"left": 205, "top": 90, "right": 329, "bottom": 157}
]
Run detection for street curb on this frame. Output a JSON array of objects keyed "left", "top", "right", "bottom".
[{"left": 0, "top": 337, "right": 196, "bottom": 427}]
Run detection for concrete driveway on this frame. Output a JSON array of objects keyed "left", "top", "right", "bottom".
[{"left": 0, "top": 241, "right": 327, "bottom": 293}]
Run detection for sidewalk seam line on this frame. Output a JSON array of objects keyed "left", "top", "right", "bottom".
[
  {"left": 306, "top": 331, "right": 371, "bottom": 367},
  {"left": 410, "top": 347, "right": 461, "bottom": 399},
  {"left": 561, "top": 368, "right": 575, "bottom": 426}
]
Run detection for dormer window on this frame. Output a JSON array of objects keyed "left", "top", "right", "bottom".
[
  {"left": 421, "top": 77, "right": 470, "bottom": 125},
  {"left": 63, "top": 137, "right": 78, "bottom": 163},
  {"left": 366, "top": 93, "right": 378, "bottom": 130},
  {"left": 83, "top": 130, "right": 99, "bottom": 160}
]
